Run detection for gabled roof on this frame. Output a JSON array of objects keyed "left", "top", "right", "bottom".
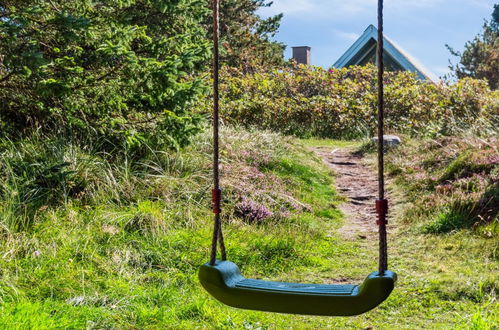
[{"left": 333, "top": 25, "right": 435, "bottom": 81}]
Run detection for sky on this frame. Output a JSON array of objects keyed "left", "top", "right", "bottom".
[{"left": 258, "top": 0, "right": 497, "bottom": 79}]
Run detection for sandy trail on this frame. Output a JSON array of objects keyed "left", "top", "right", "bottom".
[{"left": 314, "top": 147, "right": 380, "bottom": 239}]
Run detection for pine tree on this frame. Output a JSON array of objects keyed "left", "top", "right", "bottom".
[
  {"left": 204, "top": 0, "right": 285, "bottom": 71},
  {"left": 447, "top": 5, "right": 499, "bottom": 89},
  {"left": 0, "top": 0, "right": 210, "bottom": 149}
]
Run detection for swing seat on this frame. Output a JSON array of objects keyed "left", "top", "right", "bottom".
[{"left": 199, "top": 260, "right": 396, "bottom": 316}]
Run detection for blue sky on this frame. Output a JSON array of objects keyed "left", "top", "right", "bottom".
[{"left": 258, "top": 0, "right": 497, "bottom": 79}]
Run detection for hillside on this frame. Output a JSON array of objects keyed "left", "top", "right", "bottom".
[{"left": 0, "top": 128, "right": 496, "bottom": 328}]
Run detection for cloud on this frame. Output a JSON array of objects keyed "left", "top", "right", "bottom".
[
  {"left": 259, "top": 0, "right": 444, "bottom": 18},
  {"left": 335, "top": 30, "right": 360, "bottom": 41},
  {"left": 464, "top": 0, "right": 497, "bottom": 9},
  {"left": 259, "top": 0, "right": 373, "bottom": 17},
  {"left": 260, "top": 0, "right": 316, "bottom": 15},
  {"left": 433, "top": 65, "right": 451, "bottom": 76},
  {"left": 386, "top": 0, "right": 443, "bottom": 8}
]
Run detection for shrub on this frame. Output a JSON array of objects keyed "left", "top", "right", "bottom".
[{"left": 197, "top": 64, "right": 498, "bottom": 139}]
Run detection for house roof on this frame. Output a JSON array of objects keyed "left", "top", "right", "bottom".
[{"left": 333, "top": 25, "right": 436, "bottom": 81}]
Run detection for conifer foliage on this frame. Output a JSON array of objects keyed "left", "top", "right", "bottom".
[
  {"left": 447, "top": 4, "right": 499, "bottom": 89},
  {"left": 0, "top": 1, "right": 210, "bottom": 149},
  {"left": 204, "top": 0, "right": 285, "bottom": 71}
]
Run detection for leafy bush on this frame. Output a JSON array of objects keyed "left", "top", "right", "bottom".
[
  {"left": 198, "top": 64, "right": 498, "bottom": 139},
  {"left": 0, "top": 1, "right": 210, "bottom": 150}
]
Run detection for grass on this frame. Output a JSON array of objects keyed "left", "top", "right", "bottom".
[
  {"left": 385, "top": 136, "right": 498, "bottom": 236},
  {"left": 300, "top": 138, "right": 364, "bottom": 151},
  {"left": 0, "top": 129, "right": 497, "bottom": 328}
]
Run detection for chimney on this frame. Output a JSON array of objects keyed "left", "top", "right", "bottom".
[{"left": 292, "top": 46, "right": 311, "bottom": 65}]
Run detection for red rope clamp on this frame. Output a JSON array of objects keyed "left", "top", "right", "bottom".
[
  {"left": 212, "top": 188, "right": 222, "bottom": 214},
  {"left": 375, "top": 199, "right": 388, "bottom": 225}
]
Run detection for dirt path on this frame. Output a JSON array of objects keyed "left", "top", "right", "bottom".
[{"left": 314, "top": 147, "right": 379, "bottom": 239}]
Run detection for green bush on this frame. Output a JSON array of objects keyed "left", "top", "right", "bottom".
[
  {"left": 199, "top": 64, "right": 498, "bottom": 139},
  {"left": 0, "top": 1, "right": 210, "bottom": 150}
]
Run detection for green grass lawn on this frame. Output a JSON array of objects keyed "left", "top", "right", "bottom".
[{"left": 0, "top": 131, "right": 496, "bottom": 328}]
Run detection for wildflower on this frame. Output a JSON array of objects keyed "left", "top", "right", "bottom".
[{"left": 235, "top": 198, "right": 273, "bottom": 223}]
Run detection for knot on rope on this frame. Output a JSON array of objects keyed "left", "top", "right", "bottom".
[
  {"left": 212, "top": 188, "right": 222, "bottom": 214},
  {"left": 375, "top": 199, "right": 388, "bottom": 225}
]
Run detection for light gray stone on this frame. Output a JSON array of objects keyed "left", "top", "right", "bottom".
[{"left": 372, "top": 135, "right": 401, "bottom": 146}]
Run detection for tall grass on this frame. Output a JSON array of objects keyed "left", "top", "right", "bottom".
[
  {"left": 0, "top": 126, "right": 497, "bottom": 327},
  {"left": 0, "top": 137, "right": 81, "bottom": 231},
  {"left": 386, "top": 135, "right": 498, "bottom": 235},
  {"left": 0, "top": 126, "right": 354, "bottom": 327},
  {"left": 0, "top": 126, "right": 298, "bottom": 233}
]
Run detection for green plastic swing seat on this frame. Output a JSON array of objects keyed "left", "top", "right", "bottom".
[{"left": 199, "top": 260, "right": 397, "bottom": 316}]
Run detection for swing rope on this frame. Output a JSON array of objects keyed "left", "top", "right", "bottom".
[
  {"left": 376, "top": 0, "right": 388, "bottom": 276},
  {"left": 209, "top": 0, "right": 388, "bottom": 273},
  {"left": 209, "top": 0, "right": 226, "bottom": 266}
]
